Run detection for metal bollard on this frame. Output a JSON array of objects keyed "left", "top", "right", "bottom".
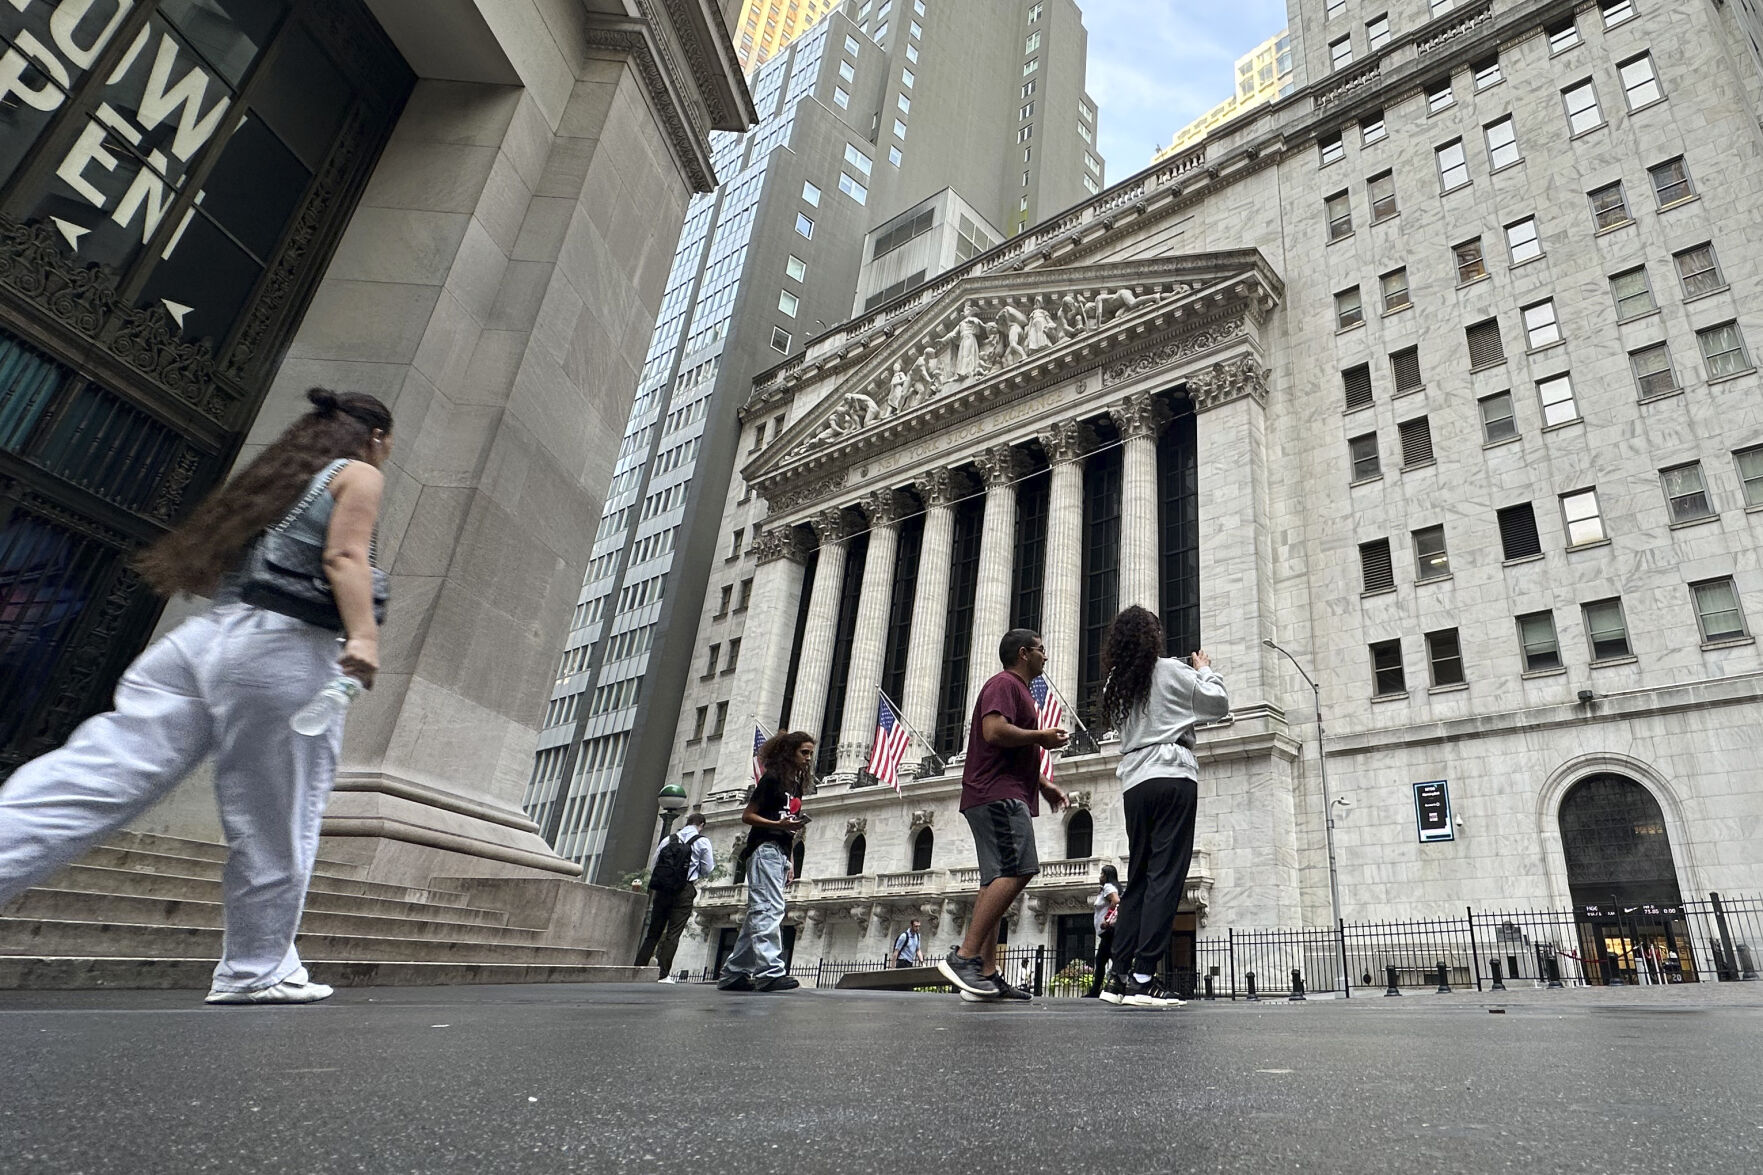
[
  {"left": 1435, "top": 960, "right": 1452, "bottom": 994},
  {"left": 1288, "top": 968, "right": 1306, "bottom": 1001},
  {"left": 1546, "top": 953, "right": 1564, "bottom": 989},
  {"left": 1204, "top": 974, "right": 1215, "bottom": 1000},
  {"left": 1245, "top": 970, "right": 1259, "bottom": 1001},
  {"left": 1384, "top": 965, "right": 1401, "bottom": 997},
  {"left": 1489, "top": 959, "right": 1507, "bottom": 991}
]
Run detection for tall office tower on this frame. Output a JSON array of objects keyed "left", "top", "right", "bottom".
[
  {"left": 673, "top": 0, "right": 1763, "bottom": 984},
  {"left": 733, "top": 0, "right": 842, "bottom": 69},
  {"left": 1154, "top": 30, "right": 1296, "bottom": 163},
  {"left": 525, "top": 0, "right": 1103, "bottom": 881}
]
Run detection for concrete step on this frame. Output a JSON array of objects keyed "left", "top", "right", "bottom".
[
  {"left": 25, "top": 864, "right": 512, "bottom": 927},
  {"left": 0, "top": 956, "right": 647, "bottom": 990},
  {"left": 0, "top": 918, "right": 608, "bottom": 966},
  {"left": 100, "top": 830, "right": 366, "bottom": 878},
  {"left": 58, "top": 849, "right": 476, "bottom": 909},
  {"left": 2, "top": 891, "right": 549, "bottom": 946}
]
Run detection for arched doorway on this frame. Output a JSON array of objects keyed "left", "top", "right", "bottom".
[
  {"left": 1065, "top": 810, "right": 1093, "bottom": 859},
  {"left": 1559, "top": 773, "right": 1691, "bottom": 984},
  {"left": 911, "top": 827, "right": 934, "bottom": 871},
  {"left": 791, "top": 840, "right": 806, "bottom": 879},
  {"left": 845, "top": 835, "right": 866, "bottom": 876}
]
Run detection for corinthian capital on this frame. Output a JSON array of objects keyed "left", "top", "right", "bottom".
[
  {"left": 1108, "top": 391, "right": 1165, "bottom": 441},
  {"left": 1187, "top": 357, "right": 1271, "bottom": 413},
  {"left": 913, "top": 466, "right": 963, "bottom": 508},
  {"left": 1038, "top": 419, "right": 1095, "bottom": 466},
  {"left": 811, "top": 507, "right": 856, "bottom": 544},
  {"left": 973, "top": 443, "right": 1027, "bottom": 487},
  {"left": 862, "top": 488, "right": 904, "bottom": 527},
  {"left": 753, "top": 527, "right": 809, "bottom": 565}
]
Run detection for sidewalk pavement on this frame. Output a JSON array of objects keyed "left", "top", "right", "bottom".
[{"left": 2, "top": 980, "right": 1759, "bottom": 1174}]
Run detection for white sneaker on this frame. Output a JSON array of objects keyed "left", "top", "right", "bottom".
[
  {"left": 205, "top": 978, "right": 335, "bottom": 1005},
  {"left": 657, "top": 976, "right": 678, "bottom": 984}
]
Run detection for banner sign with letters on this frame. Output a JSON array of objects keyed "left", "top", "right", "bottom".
[{"left": 1414, "top": 780, "right": 1453, "bottom": 843}]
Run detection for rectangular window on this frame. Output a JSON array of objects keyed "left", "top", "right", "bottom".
[
  {"left": 1413, "top": 524, "right": 1450, "bottom": 580},
  {"left": 1350, "top": 432, "right": 1381, "bottom": 481},
  {"left": 1320, "top": 135, "right": 1344, "bottom": 166},
  {"left": 1455, "top": 238, "right": 1487, "bottom": 283},
  {"left": 1588, "top": 181, "right": 1629, "bottom": 230},
  {"left": 1381, "top": 268, "right": 1411, "bottom": 313},
  {"left": 1547, "top": 19, "right": 1581, "bottom": 52},
  {"left": 1498, "top": 503, "right": 1542, "bottom": 560},
  {"left": 1649, "top": 156, "right": 1694, "bottom": 206},
  {"left": 846, "top": 34, "right": 862, "bottom": 54},
  {"left": 898, "top": 93, "right": 912, "bottom": 114},
  {"left": 1426, "top": 77, "right": 1454, "bottom": 113},
  {"left": 1737, "top": 446, "right": 1763, "bottom": 507},
  {"left": 909, "top": 18, "right": 922, "bottom": 37},
  {"left": 1017, "top": 124, "right": 1033, "bottom": 142},
  {"left": 1399, "top": 416, "right": 1434, "bottom": 467},
  {"left": 1343, "top": 363, "right": 1374, "bottom": 411},
  {"left": 1583, "top": 598, "right": 1631, "bottom": 660},
  {"left": 1523, "top": 300, "right": 1561, "bottom": 349},
  {"left": 691, "top": 705, "right": 707, "bottom": 739},
  {"left": 1692, "top": 579, "right": 1748, "bottom": 642},
  {"left": 1327, "top": 0, "right": 1347, "bottom": 16},
  {"left": 711, "top": 701, "right": 727, "bottom": 737},
  {"left": 1466, "top": 318, "right": 1504, "bottom": 368},
  {"left": 845, "top": 144, "right": 874, "bottom": 176},
  {"left": 778, "top": 290, "right": 798, "bottom": 317},
  {"left": 1538, "top": 374, "right": 1578, "bottom": 427},
  {"left": 1367, "top": 14, "right": 1391, "bottom": 48},
  {"left": 839, "top": 61, "right": 855, "bottom": 82},
  {"left": 907, "top": 43, "right": 918, "bottom": 63},
  {"left": 801, "top": 180, "right": 821, "bottom": 206},
  {"left": 1330, "top": 36, "right": 1353, "bottom": 71},
  {"left": 889, "top": 146, "right": 903, "bottom": 166},
  {"left": 1022, "top": 57, "right": 1040, "bottom": 78},
  {"left": 786, "top": 255, "right": 807, "bottom": 281},
  {"left": 717, "top": 583, "right": 734, "bottom": 615},
  {"left": 874, "top": 22, "right": 889, "bottom": 40},
  {"left": 1561, "top": 487, "right": 1605, "bottom": 546},
  {"left": 1480, "top": 391, "right": 1517, "bottom": 442},
  {"left": 1610, "top": 267, "right": 1655, "bottom": 319},
  {"left": 1371, "top": 639, "right": 1405, "bottom": 695},
  {"left": 1661, "top": 462, "right": 1715, "bottom": 523},
  {"left": 1020, "top": 101, "right": 1035, "bottom": 120},
  {"left": 1600, "top": 0, "right": 1636, "bottom": 26},
  {"left": 895, "top": 118, "right": 908, "bottom": 139},
  {"left": 1361, "top": 538, "right": 1394, "bottom": 593},
  {"left": 839, "top": 173, "right": 868, "bottom": 203},
  {"left": 1630, "top": 343, "right": 1677, "bottom": 398},
  {"left": 1619, "top": 54, "right": 1662, "bottom": 108},
  {"left": 1392, "top": 346, "right": 1423, "bottom": 393},
  {"left": 1563, "top": 80, "right": 1602, "bottom": 135},
  {"left": 705, "top": 644, "right": 721, "bottom": 675},
  {"left": 1485, "top": 117, "right": 1519, "bottom": 169},
  {"left": 1336, "top": 286, "right": 1364, "bottom": 329},
  {"left": 1361, "top": 110, "right": 1387, "bottom": 145},
  {"left": 1437, "top": 140, "right": 1469, "bottom": 190},
  {"left": 833, "top": 85, "right": 850, "bottom": 108},
  {"left": 1427, "top": 629, "right": 1465, "bottom": 686},
  {"left": 1674, "top": 243, "right": 1724, "bottom": 297},
  {"left": 1026, "top": 0, "right": 1040, "bottom": 18},
  {"left": 1473, "top": 55, "right": 1502, "bottom": 89},
  {"left": 1369, "top": 170, "right": 1397, "bottom": 220},
  {"left": 1517, "top": 612, "right": 1562, "bottom": 671},
  {"left": 724, "top": 637, "right": 741, "bottom": 673},
  {"left": 795, "top": 213, "right": 814, "bottom": 238},
  {"left": 770, "top": 326, "right": 792, "bottom": 353},
  {"left": 1326, "top": 191, "right": 1354, "bottom": 241},
  {"left": 1506, "top": 216, "right": 1541, "bottom": 264},
  {"left": 1021, "top": 80, "right": 1036, "bottom": 98},
  {"left": 1697, "top": 322, "right": 1751, "bottom": 379},
  {"left": 1025, "top": 30, "right": 1041, "bottom": 53}
]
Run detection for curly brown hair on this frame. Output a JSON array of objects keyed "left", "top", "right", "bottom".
[
  {"left": 1099, "top": 604, "right": 1164, "bottom": 729},
  {"left": 134, "top": 388, "right": 392, "bottom": 597},
  {"left": 756, "top": 729, "right": 816, "bottom": 795}
]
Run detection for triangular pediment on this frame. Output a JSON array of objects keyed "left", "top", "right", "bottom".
[{"left": 744, "top": 250, "right": 1280, "bottom": 489}]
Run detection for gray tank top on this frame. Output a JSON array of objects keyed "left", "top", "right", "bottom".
[{"left": 214, "top": 459, "right": 350, "bottom": 605}]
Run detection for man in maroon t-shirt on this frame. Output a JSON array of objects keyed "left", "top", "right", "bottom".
[{"left": 937, "top": 628, "right": 1069, "bottom": 1001}]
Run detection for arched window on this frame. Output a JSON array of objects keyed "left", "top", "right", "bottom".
[
  {"left": 1559, "top": 774, "right": 1682, "bottom": 908},
  {"left": 846, "top": 835, "right": 867, "bottom": 876},
  {"left": 791, "top": 839, "right": 806, "bottom": 878},
  {"left": 1065, "top": 810, "right": 1093, "bottom": 859},
  {"left": 912, "top": 826, "right": 934, "bottom": 871}
]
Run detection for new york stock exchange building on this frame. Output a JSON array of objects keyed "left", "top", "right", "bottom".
[{"left": 673, "top": 0, "right": 1763, "bottom": 987}]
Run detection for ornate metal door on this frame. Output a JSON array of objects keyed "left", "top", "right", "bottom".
[{"left": 0, "top": 0, "right": 411, "bottom": 774}]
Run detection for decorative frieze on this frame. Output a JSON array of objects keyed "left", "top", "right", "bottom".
[{"left": 1100, "top": 318, "right": 1246, "bottom": 387}]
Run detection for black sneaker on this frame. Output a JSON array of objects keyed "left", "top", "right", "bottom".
[
  {"left": 756, "top": 975, "right": 800, "bottom": 992},
  {"left": 717, "top": 972, "right": 755, "bottom": 991},
  {"left": 986, "top": 973, "right": 1033, "bottom": 1001},
  {"left": 1097, "top": 973, "right": 1128, "bottom": 1005},
  {"left": 1122, "top": 976, "right": 1185, "bottom": 1009},
  {"left": 957, "top": 979, "right": 1002, "bottom": 1003},
  {"left": 937, "top": 948, "right": 994, "bottom": 996}
]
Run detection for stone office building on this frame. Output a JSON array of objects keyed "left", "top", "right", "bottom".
[{"left": 670, "top": 0, "right": 1763, "bottom": 981}]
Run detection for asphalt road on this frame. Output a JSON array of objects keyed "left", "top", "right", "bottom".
[{"left": 2, "top": 982, "right": 1760, "bottom": 1174}]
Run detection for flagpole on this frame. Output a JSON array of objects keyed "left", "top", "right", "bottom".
[{"left": 876, "top": 686, "right": 944, "bottom": 778}]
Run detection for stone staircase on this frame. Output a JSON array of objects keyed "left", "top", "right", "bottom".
[{"left": 0, "top": 831, "right": 645, "bottom": 990}]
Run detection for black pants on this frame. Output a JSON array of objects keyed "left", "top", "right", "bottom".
[
  {"left": 634, "top": 882, "right": 697, "bottom": 976},
  {"left": 1086, "top": 927, "right": 1115, "bottom": 996},
  {"left": 1111, "top": 777, "right": 1198, "bottom": 978}
]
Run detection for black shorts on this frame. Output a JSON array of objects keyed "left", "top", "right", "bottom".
[{"left": 963, "top": 798, "right": 1040, "bottom": 886}]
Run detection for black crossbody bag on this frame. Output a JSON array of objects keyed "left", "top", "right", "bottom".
[{"left": 238, "top": 462, "right": 388, "bottom": 631}]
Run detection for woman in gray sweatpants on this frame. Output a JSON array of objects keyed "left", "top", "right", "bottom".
[{"left": 0, "top": 388, "right": 392, "bottom": 1004}]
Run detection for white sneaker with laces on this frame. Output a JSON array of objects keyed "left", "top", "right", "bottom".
[
  {"left": 657, "top": 976, "right": 678, "bottom": 984},
  {"left": 205, "top": 978, "right": 334, "bottom": 1005}
]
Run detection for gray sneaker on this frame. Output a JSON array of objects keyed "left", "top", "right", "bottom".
[
  {"left": 937, "top": 948, "right": 994, "bottom": 996},
  {"left": 205, "top": 978, "right": 333, "bottom": 1005}
]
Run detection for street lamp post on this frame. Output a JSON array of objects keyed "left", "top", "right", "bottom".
[
  {"left": 656, "top": 783, "right": 690, "bottom": 839},
  {"left": 1263, "top": 638, "right": 1350, "bottom": 997}
]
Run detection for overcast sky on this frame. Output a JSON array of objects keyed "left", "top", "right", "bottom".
[{"left": 1079, "top": 0, "right": 1289, "bottom": 177}]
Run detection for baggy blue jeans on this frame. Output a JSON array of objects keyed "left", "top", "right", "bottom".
[{"left": 723, "top": 842, "right": 789, "bottom": 981}]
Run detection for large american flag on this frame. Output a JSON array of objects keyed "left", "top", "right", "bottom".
[
  {"left": 865, "top": 693, "right": 911, "bottom": 792},
  {"left": 1030, "top": 675, "right": 1064, "bottom": 783},
  {"left": 750, "top": 723, "right": 769, "bottom": 784}
]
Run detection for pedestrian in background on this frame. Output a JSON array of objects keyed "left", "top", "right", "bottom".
[
  {"left": 635, "top": 811, "right": 714, "bottom": 982},
  {"left": 718, "top": 731, "right": 813, "bottom": 993},
  {"left": 1096, "top": 605, "right": 1228, "bottom": 1009},
  {"left": 890, "top": 919, "right": 923, "bottom": 968},
  {"left": 0, "top": 388, "right": 392, "bottom": 1006},
  {"left": 1083, "top": 863, "right": 1121, "bottom": 998}
]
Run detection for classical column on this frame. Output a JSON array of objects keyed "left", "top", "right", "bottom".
[
  {"left": 901, "top": 468, "right": 960, "bottom": 765},
  {"left": 787, "top": 508, "right": 854, "bottom": 749},
  {"left": 966, "top": 444, "right": 1026, "bottom": 718},
  {"left": 837, "top": 490, "right": 904, "bottom": 774},
  {"left": 721, "top": 527, "right": 809, "bottom": 782},
  {"left": 1038, "top": 421, "right": 1092, "bottom": 705},
  {"left": 1111, "top": 392, "right": 1164, "bottom": 613}
]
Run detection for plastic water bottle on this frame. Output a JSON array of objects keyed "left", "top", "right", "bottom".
[{"left": 290, "top": 677, "right": 362, "bottom": 736}]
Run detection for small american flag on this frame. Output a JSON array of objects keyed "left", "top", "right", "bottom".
[
  {"left": 1030, "top": 675, "right": 1064, "bottom": 783},
  {"left": 865, "top": 693, "right": 912, "bottom": 792},
  {"left": 750, "top": 724, "right": 768, "bottom": 784}
]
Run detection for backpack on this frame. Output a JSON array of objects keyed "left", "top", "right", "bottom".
[{"left": 649, "top": 833, "right": 694, "bottom": 893}]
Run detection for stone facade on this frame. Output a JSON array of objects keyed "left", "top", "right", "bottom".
[{"left": 667, "top": 0, "right": 1763, "bottom": 975}]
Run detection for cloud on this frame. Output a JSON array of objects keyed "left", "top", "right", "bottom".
[{"left": 1079, "top": 0, "right": 1288, "bottom": 173}]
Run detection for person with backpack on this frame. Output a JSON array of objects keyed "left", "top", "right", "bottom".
[
  {"left": 635, "top": 812, "right": 714, "bottom": 982},
  {"left": 890, "top": 919, "right": 923, "bottom": 968}
]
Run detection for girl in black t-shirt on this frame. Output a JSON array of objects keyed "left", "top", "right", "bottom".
[{"left": 719, "top": 730, "right": 814, "bottom": 992}]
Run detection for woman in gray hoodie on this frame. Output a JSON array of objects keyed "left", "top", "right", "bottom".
[{"left": 1096, "top": 605, "right": 1230, "bottom": 1008}]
